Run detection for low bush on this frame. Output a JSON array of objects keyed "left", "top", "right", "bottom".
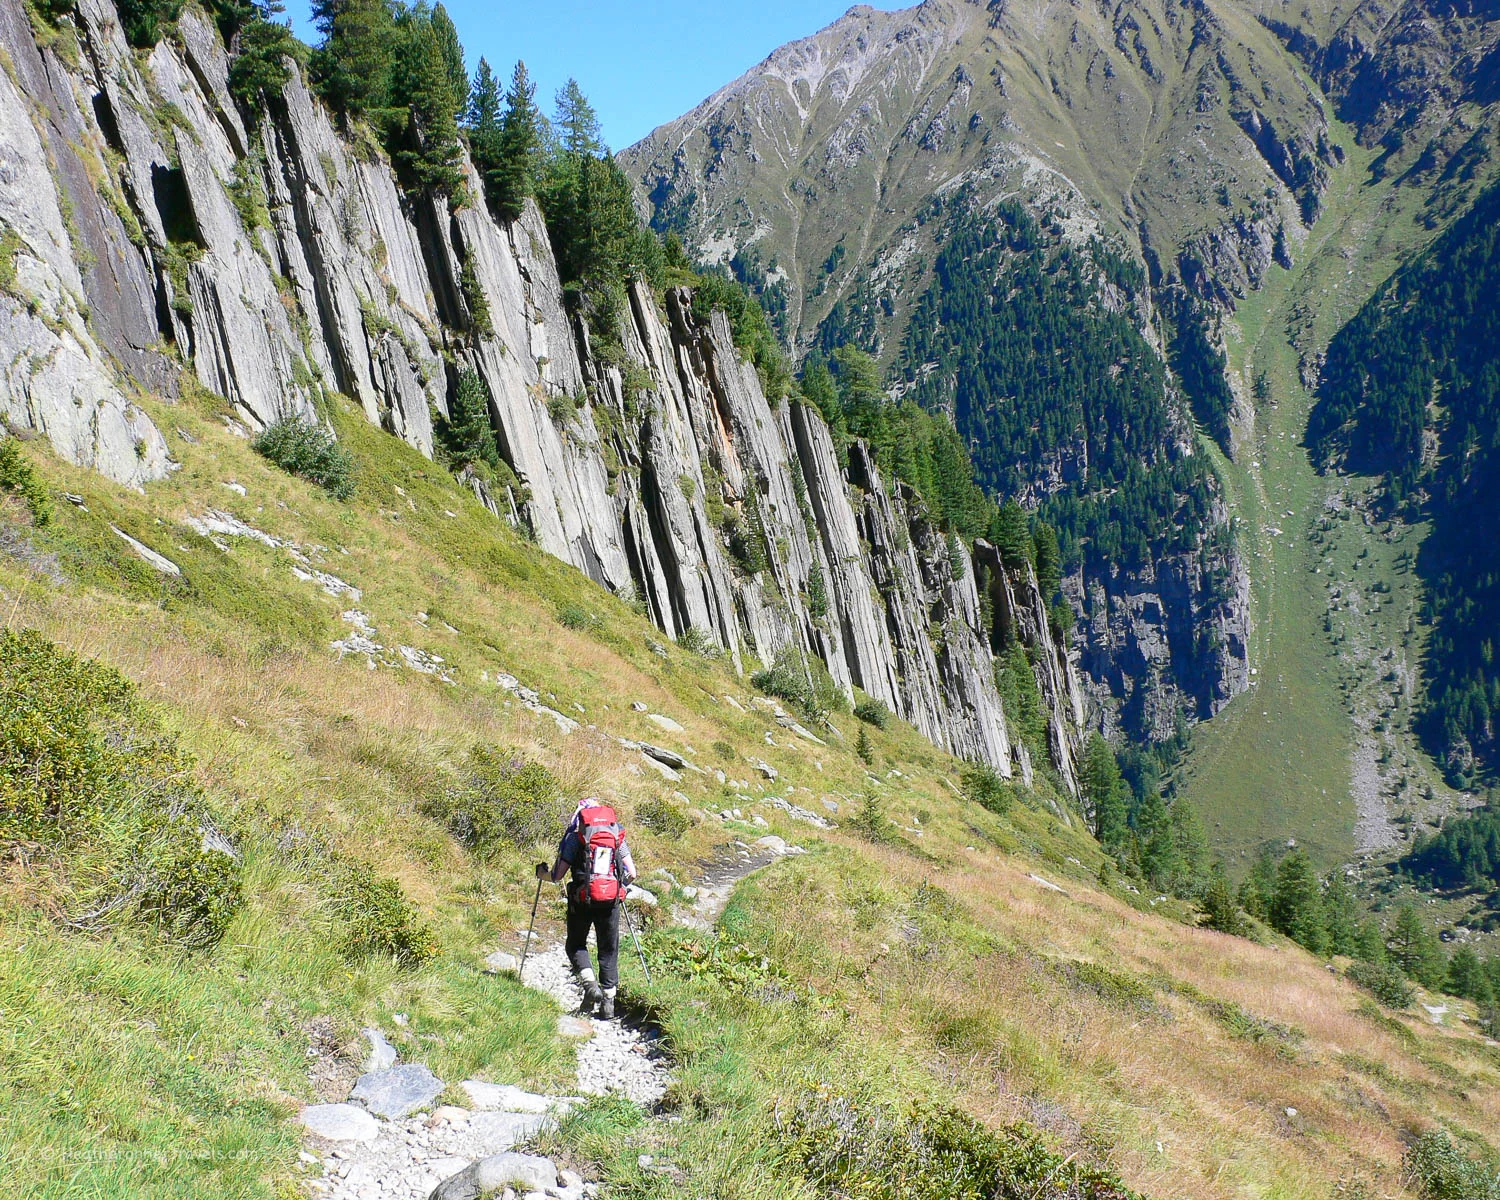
[
  {"left": 0, "top": 437, "right": 52, "bottom": 525},
  {"left": 960, "top": 763, "right": 1011, "bottom": 816},
  {"left": 778, "top": 1082, "right": 1140, "bottom": 1200},
  {"left": 0, "top": 629, "right": 240, "bottom": 947},
  {"left": 422, "top": 746, "right": 568, "bottom": 858},
  {"left": 848, "top": 794, "right": 898, "bottom": 845},
  {"left": 556, "top": 602, "right": 598, "bottom": 632},
  {"left": 635, "top": 795, "right": 690, "bottom": 840},
  {"left": 676, "top": 625, "right": 723, "bottom": 660},
  {"left": 1348, "top": 959, "right": 1415, "bottom": 1009},
  {"left": 252, "top": 416, "right": 355, "bottom": 500},
  {"left": 328, "top": 859, "right": 436, "bottom": 967},
  {"left": 751, "top": 645, "right": 847, "bottom": 725},
  {"left": 853, "top": 698, "right": 891, "bottom": 729},
  {"left": 1402, "top": 1130, "right": 1500, "bottom": 1200}
]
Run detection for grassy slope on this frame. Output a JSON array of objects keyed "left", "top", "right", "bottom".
[
  {"left": 1177, "top": 116, "right": 1471, "bottom": 873},
  {"left": 1, "top": 384, "right": 1498, "bottom": 1198}
]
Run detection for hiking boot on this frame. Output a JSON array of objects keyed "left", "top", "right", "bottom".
[
  {"left": 580, "top": 981, "right": 602, "bottom": 1014},
  {"left": 599, "top": 993, "right": 615, "bottom": 1021}
]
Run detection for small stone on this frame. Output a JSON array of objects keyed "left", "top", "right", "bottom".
[
  {"left": 362, "top": 1026, "right": 399, "bottom": 1072},
  {"left": 637, "top": 1154, "right": 654, "bottom": 1168},
  {"left": 822, "top": 799, "right": 840, "bottom": 814},
  {"left": 626, "top": 884, "right": 658, "bottom": 907},
  {"left": 300, "top": 1103, "right": 379, "bottom": 1143},
  {"left": 680, "top": 886, "right": 699, "bottom": 900},
  {"left": 484, "top": 950, "right": 520, "bottom": 974},
  {"left": 349, "top": 1063, "right": 444, "bottom": 1119},
  {"left": 427, "top": 1105, "right": 471, "bottom": 1127},
  {"left": 646, "top": 713, "right": 685, "bottom": 733},
  {"left": 1284, "top": 1107, "right": 1298, "bottom": 1118},
  {"left": 558, "top": 1015, "right": 594, "bottom": 1039},
  {"left": 754, "top": 835, "right": 788, "bottom": 856},
  {"left": 111, "top": 526, "right": 181, "bottom": 575},
  {"left": 631, "top": 701, "right": 648, "bottom": 712},
  {"left": 431, "top": 1152, "right": 559, "bottom": 1200},
  {"left": 459, "top": 1080, "right": 553, "bottom": 1113}
]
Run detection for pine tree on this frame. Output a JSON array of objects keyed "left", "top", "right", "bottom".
[
  {"left": 1200, "top": 863, "right": 1245, "bottom": 936},
  {"left": 1135, "top": 791, "right": 1179, "bottom": 892},
  {"left": 856, "top": 725, "right": 873, "bottom": 765},
  {"left": 1033, "top": 521, "right": 1062, "bottom": 598},
  {"left": 390, "top": 8, "right": 464, "bottom": 194},
  {"left": 437, "top": 370, "right": 499, "bottom": 473},
  {"left": 1270, "top": 850, "right": 1326, "bottom": 954},
  {"left": 993, "top": 502, "right": 1033, "bottom": 572},
  {"left": 1353, "top": 919, "right": 1387, "bottom": 963},
  {"left": 227, "top": 0, "right": 300, "bottom": 112},
  {"left": 1237, "top": 849, "right": 1278, "bottom": 921},
  {"left": 490, "top": 60, "right": 542, "bottom": 221},
  {"left": 1321, "top": 869, "right": 1360, "bottom": 957},
  {"left": 1081, "top": 734, "right": 1128, "bottom": 850},
  {"left": 466, "top": 57, "right": 502, "bottom": 168},
  {"left": 310, "top": 0, "right": 394, "bottom": 118},
  {"left": 554, "top": 78, "right": 603, "bottom": 157},
  {"left": 1447, "top": 945, "right": 1490, "bottom": 1001},
  {"left": 1387, "top": 904, "right": 1447, "bottom": 986},
  {"left": 430, "top": 3, "right": 468, "bottom": 113}
]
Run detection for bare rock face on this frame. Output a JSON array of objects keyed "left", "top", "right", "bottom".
[{"left": 0, "top": 0, "right": 1089, "bottom": 788}]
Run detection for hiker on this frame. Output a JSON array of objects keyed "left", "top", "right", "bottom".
[{"left": 536, "top": 798, "right": 637, "bottom": 1019}]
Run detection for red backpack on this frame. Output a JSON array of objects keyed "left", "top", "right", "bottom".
[{"left": 575, "top": 805, "right": 624, "bottom": 903}]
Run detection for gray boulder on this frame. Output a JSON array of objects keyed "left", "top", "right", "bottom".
[
  {"left": 299, "top": 1103, "right": 379, "bottom": 1143},
  {"left": 428, "top": 1151, "right": 558, "bottom": 1200},
  {"left": 350, "top": 1063, "right": 445, "bottom": 1119}
]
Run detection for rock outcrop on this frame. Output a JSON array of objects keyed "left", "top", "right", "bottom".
[{"left": 0, "top": 0, "right": 1084, "bottom": 787}]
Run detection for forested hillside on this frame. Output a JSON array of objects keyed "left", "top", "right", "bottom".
[
  {"left": 1309, "top": 177, "right": 1500, "bottom": 788},
  {"left": 899, "top": 197, "right": 1224, "bottom": 579}
]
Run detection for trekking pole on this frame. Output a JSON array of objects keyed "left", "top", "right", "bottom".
[
  {"left": 518, "top": 870, "right": 544, "bottom": 981},
  {"left": 620, "top": 893, "right": 652, "bottom": 985}
]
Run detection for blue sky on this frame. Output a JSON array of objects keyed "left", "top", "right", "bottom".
[{"left": 282, "top": 1, "right": 868, "bottom": 151}]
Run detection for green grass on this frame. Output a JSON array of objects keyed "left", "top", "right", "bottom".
[{"left": 1178, "top": 119, "right": 1469, "bottom": 872}]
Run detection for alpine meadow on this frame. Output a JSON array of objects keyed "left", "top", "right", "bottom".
[{"left": 3, "top": 0, "right": 1500, "bottom": 1198}]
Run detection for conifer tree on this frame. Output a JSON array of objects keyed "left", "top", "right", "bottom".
[
  {"left": 1200, "top": 863, "right": 1245, "bottom": 935},
  {"left": 1033, "top": 521, "right": 1062, "bottom": 598},
  {"left": 490, "top": 61, "right": 542, "bottom": 221},
  {"left": 1447, "top": 945, "right": 1490, "bottom": 1001},
  {"left": 437, "top": 370, "right": 499, "bottom": 473},
  {"left": 856, "top": 725, "right": 873, "bottom": 765},
  {"left": 466, "top": 58, "right": 502, "bottom": 176},
  {"left": 1269, "top": 850, "right": 1326, "bottom": 954},
  {"left": 390, "top": 7, "right": 464, "bottom": 194},
  {"left": 1321, "top": 869, "right": 1360, "bottom": 957},
  {"left": 993, "top": 502, "right": 1033, "bottom": 572},
  {"left": 1081, "top": 734, "right": 1128, "bottom": 850},
  {"left": 227, "top": 0, "right": 300, "bottom": 112},
  {"left": 554, "top": 78, "right": 603, "bottom": 157},
  {"left": 430, "top": 3, "right": 468, "bottom": 113},
  {"left": 1387, "top": 904, "right": 1447, "bottom": 986},
  {"left": 1237, "top": 849, "right": 1278, "bottom": 921},
  {"left": 310, "top": 0, "right": 394, "bottom": 118}
]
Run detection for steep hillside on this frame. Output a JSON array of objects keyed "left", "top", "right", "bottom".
[
  {"left": 0, "top": 0, "right": 1088, "bottom": 790},
  {"left": 619, "top": 0, "right": 1351, "bottom": 742},
  {"left": 623, "top": 0, "right": 1500, "bottom": 861},
  {"left": 4, "top": 3, "right": 1500, "bottom": 1198},
  {"left": 3, "top": 312, "right": 1500, "bottom": 1200},
  {"left": 1310, "top": 174, "right": 1500, "bottom": 788}
]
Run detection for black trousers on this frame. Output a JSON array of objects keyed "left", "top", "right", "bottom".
[{"left": 565, "top": 894, "right": 621, "bottom": 989}]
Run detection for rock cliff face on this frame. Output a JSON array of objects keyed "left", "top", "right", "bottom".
[{"left": 0, "top": 0, "right": 1082, "bottom": 788}]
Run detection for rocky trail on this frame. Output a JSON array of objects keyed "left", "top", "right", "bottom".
[{"left": 295, "top": 839, "right": 792, "bottom": 1199}]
